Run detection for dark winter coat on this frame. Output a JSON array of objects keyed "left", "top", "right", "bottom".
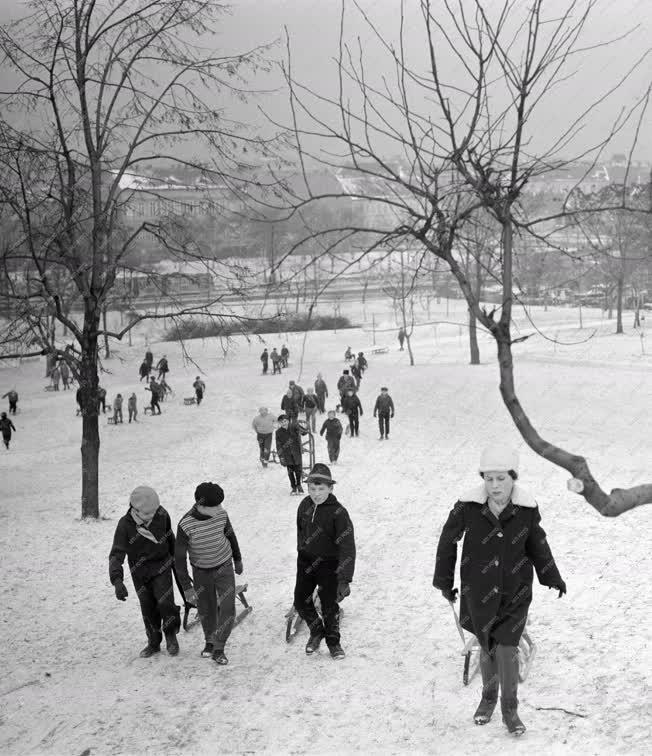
[
  {"left": 373, "top": 394, "right": 395, "bottom": 416},
  {"left": 275, "top": 422, "right": 306, "bottom": 466},
  {"left": 314, "top": 378, "right": 328, "bottom": 397},
  {"left": 260, "top": 351, "right": 269, "bottom": 364},
  {"left": 296, "top": 493, "right": 356, "bottom": 583},
  {"left": 281, "top": 394, "right": 300, "bottom": 418},
  {"left": 320, "top": 417, "right": 343, "bottom": 439},
  {"left": 0, "top": 417, "right": 16, "bottom": 437},
  {"left": 156, "top": 358, "right": 169, "bottom": 374},
  {"left": 139, "top": 361, "right": 150, "bottom": 378},
  {"left": 290, "top": 384, "right": 305, "bottom": 405},
  {"left": 341, "top": 394, "right": 363, "bottom": 417},
  {"left": 433, "top": 485, "right": 564, "bottom": 651},
  {"left": 302, "top": 393, "right": 318, "bottom": 411},
  {"left": 337, "top": 374, "right": 356, "bottom": 393},
  {"left": 108, "top": 507, "right": 175, "bottom": 585}
]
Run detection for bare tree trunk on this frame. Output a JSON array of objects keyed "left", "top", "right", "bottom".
[
  {"left": 80, "top": 307, "right": 100, "bottom": 519},
  {"left": 616, "top": 273, "right": 624, "bottom": 334},
  {"left": 469, "top": 254, "right": 481, "bottom": 364},
  {"left": 102, "top": 306, "right": 110, "bottom": 358}
]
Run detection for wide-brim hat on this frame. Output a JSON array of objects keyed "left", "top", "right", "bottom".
[
  {"left": 478, "top": 445, "right": 519, "bottom": 473},
  {"left": 306, "top": 463, "right": 336, "bottom": 485}
]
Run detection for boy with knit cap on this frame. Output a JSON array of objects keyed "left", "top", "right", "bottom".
[
  {"left": 175, "top": 482, "right": 243, "bottom": 665},
  {"left": 294, "top": 463, "right": 356, "bottom": 660},
  {"left": 108, "top": 486, "right": 180, "bottom": 658}
]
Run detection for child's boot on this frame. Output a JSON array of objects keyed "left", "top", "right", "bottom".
[
  {"left": 496, "top": 645, "right": 526, "bottom": 735},
  {"left": 474, "top": 648, "right": 498, "bottom": 724}
]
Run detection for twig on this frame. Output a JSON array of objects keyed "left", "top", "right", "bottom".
[
  {"left": 0, "top": 678, "right": 41, "bottom": 696},
  {"left": 535, "top": 706, "right": 587, "bottom": 718}
]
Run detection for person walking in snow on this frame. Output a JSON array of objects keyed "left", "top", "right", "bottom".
[
  {"left": 50, "top": 364, "right": 61, "bottom": 391},
  {"left": 294, "top": 463, "right": 356, "bottom": 660},
  {"left": 60, "top": 361, "right": 71, "bottom": 390},
  {"left": 275, "top": 415, "right": 307, "bottom": 495},
  {"left": 145, "top": 349, "right": 154, "bottom": 371},
  {"left": 108, "top": 486, "right": 181, "bottom": 658},
  {"left": 156, "top": 355, "right": 169, "bottom": 381},
  {"left": 146, "top": 377, "right": 162, "bottom": 415},
  {"left": 97, "top": 386, "right": 107, "bottom": 414},
  {"left": 356, "top": 352, "right": 368, "bottom": 373},
  {"left": 175, "top": 481, "right": 243, "bottom": 666},
  {"left": 0, "top": 412, "right": 16, "bottom": 449},
  {"left": 139, "top": 359, "right": 151, "bottom": 382},
  {"left": 281, "top": 388, "right": 300, "bottom": 422},
  {"left": 433, "top": 446, "right": 566, "bottom": 736},
  {"left": 113, "top": 393, "right": 124, "bottom": 424},
  {"left": 336, "top": 370, "right": 356, "bottom": 407},
  {"left": 373, "top": 387, "right": 395, "bottom": 440},
  {"left": 341, "top": 389, "right": 363, "bottom": 437},
  {"left": 398, "top": 328, "right": 405, "bottom": 350},
  {"left": 128, "top": 392, "right": 138, "bottom": 423},
  {"left": 280, "top": 344, "right": 290, "bottom": 368},
  {"left": 260, "top": 348, "right": 269, "bottom": 375},
  {"left": 288, "top": 380, "right": 305, "bottom": 407},
  {"left": 302, "top": 387, "right": 319, "bottom": 432},
  {"left": 314, "top": 373, "right": 328, "bottom": 413},
  {"left": 251, "top": 406, "right": 275, "bottom": 468},
  {"left": 319, "top": 410, "right": 343, "bottom": 464},
  {"left": 350, "top": 362, "right": 362, "bottom": 390},
  {"left": 270, "top": 348, "right": 282, "bottom": 374},
  {"left": 2, "top": 389, "right": 18, "bottom": 415},
  {"left": 193, "top": 376, "right": 206, "bottom": 406}
]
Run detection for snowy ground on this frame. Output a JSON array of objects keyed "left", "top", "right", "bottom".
[{"left": 1, "top": 299, "right": 651, "bottom": 756}]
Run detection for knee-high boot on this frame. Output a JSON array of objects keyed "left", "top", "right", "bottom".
[
  {"left": 496, "top": 644, "right": 526, "bottom": 735},
  {"left": 473, "top": 648, "right": 499, "bottom": 724}
]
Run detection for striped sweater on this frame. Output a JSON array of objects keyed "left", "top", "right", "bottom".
[{"left": 175, "top": 505, "right": 241, "bottom": 591}]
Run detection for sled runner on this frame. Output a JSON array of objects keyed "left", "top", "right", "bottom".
[
  {"left": 182, "top": 583, "right": 253, "bottom": 632},
  {"left": 285, "top": 592, "right": 344, "bottom": 643},
  {"left": 268, "top": 419, "right": 315, "bottom": 481},
  {"left": 183, "top": 397, "right": 196, "bottom": 405},
  {"left": 449, "top": 601, "right": 536, "bottom": 685}
]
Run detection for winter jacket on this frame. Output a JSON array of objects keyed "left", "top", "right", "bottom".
[
  {"left": 252, "top": 413, "right": 275, "bottom": 434},
  {"left": 320, "top": 418, "right": 343, "bottom": 439},
  {"left": 2, "top": 391, "right": 18, "bottom": 402},
  {"left": 337, "top": 375, "right": 356, "bottom": 393},
  {"left": 139, "top": 361, "right": 150, "bottom": 377},
  {"left": 296, "top": 493, "right": 356, "bottom": 583},
  {"left": 357, "top": 356, "right": 368, "bottom": 371},
  {"left": 0, "top": 417, "right": 16, "bottom": 436},
  {"left": 193, "top": 379, "right": 205, "bottom": 393},
  {"left": 275, "top": 422, "right": 306, "bottom": 466},
  {"left": 60, "top": 362, "right": 70, "bottom": 380},
  {"left": 260, "top": 351, "right": 269, "bottom": 363},
  {"left": 108, "top": 506, "right": 175, "bottom": 585},
  {"left": 303, "top": 393, "right": 318, "bottom": 411},
  {"left": 114, "top": 395, "right": 123, "bottom": 409},
  {"left": 128, "top": 395, "right": 137, "bottom": 410},
  {"left": 270, "top": 350, "right": 281, "bottom": 364},
  {"left": 290, "top": 384, "right": 305, "bottom": 405},
  {"left": 341, "top": 394, "right": 363, "bottom": 417},
  {"left": 281, "top": 394, "right": 300, "bottom": 418},
  {"left": 373, "top": 394, "right": 395, "bottom": 416},
  {"left": 156, "top": 358, "right": 169, "bottom": 373},
  {"left": 314, "top": 378, "right": 328, "bottom": 397},
  {"left": 175, "top": 505, "right": 241, "bottom": 592},
  {"left": 147, "top": 382, "right": 162, "bottom": 399},
  {"left": 433, "top": 485, "right": 564, "bottom": 651}
]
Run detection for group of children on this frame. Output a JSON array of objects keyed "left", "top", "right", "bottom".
[
  {"left": 110, "top": 467, "right": 356, "bottom": 663},
  {"left": 260, "top": 345, "right": 290, "bottom": 375}
]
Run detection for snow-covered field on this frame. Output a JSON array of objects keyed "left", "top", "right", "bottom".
[{"left": 1, "top": 300, "right": 650, "bottom": 756}]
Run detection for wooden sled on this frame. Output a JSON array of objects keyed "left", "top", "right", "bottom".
[
  {"left": 285, "top": 592, "right": 344, "bottom": 643},
  {"left": 182, "top": 583, "right": 253, "bottom": 631},
  {"left": 183, "top": 397, "right": 196, "bottom": 406}
]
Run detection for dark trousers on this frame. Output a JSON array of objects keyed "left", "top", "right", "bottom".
[
  {"left": 150, "top": 396, "right": 161, "bottom": 414},
  {"left": 262, "top": 361, "right": 268, "bottom": 374},
  {"left": 98, "top": 397, "right": 106, "bottom": 413},
  {"left": 286, "top": 464, "right": 302, "bottom": 490},
  {"left": 348, "top": 413, "right": 359, "bottom": 436},
  {"left": 133, "top": 570, "right": 180, "bottom": 647},
  {"left": 257, "top": 432, "right": 272, "bottom": 462},
  {"left": 195, "top": 389, "right": 203, "bottom": 405},
  {"left": 316, "top": 392, "right": 326, "bottom": 412},
  {"left": 128, "top": 408, "right": 138, "bottom": 422},
  {"left": 294, "top": 553, "right": 340, "bottom": 647},
  {"left": 304, "top": 407, "right": 317, "bottom": 432},
  {"left": 272, "top": 361, "right": 282, "bottom": 374},
  {"left": 378, "top": 412, "right": 390, "bottom": 437},
  {"left": 192, "top": 562, "right": 236, "bottom": 651},
  {"left": 327, "top": 436, "right": 340, "bottom": 462},
  {"left": 114, "top": 408, "right": 123, "bottom": 423},
  {"left": 9, "top": 401, "right": 17, "bottom": 414},
  {"left": 2, "top": 432, "right": 10, "bottom": 449}
]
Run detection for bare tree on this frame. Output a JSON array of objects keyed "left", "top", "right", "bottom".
[
  {"left": 277, "top": 0, "right": 651, "bottom": 514},
  {"left": 0, "top": 0, "right": 278, "bottom": 518}
]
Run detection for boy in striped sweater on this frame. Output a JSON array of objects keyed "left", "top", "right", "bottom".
[{"left": 175, "top": 482, "right": 243, "bottom": 665}]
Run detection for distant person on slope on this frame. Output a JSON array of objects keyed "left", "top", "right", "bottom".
[
  {"left": 128, "top": 393, "right": 138, "bottom": 423},
  {"left": 319, "top": 410, "right": 343, "bottom": 464},
  {"left": 0, "top": 412, "right": 16, "bottom": 449},
  {"left": 193, "top": 376, "right": 206, "bottom": 406},
  {"left": 113, "top": 393, "right": 124, "bottom": 424},
  {"left": 2, "top": 389, "right": 18, "bottom": 415},
  {"left": 260, "top": 348, "right": 269, "bottom": 375},
  {"left": 252, "top": 406, "right": 275, "bottom": 468},
  {"left": 314, "top": 373, "right": 328, "bottom": 413},
  {"left": 59, "top": 361, "right": 71, "bottom": 390},
  {"left": 108, "top": 486, "right": 180, "bottom": 658},
  {"left": 302, "top": 387, "right": 319, "bottom": 432},
  {"left": 280, "top": 344, "right": 290, "bottom": 368},
  {"left": 373, "top": 387, "right": 395, "bottom": 440},
  {"left": 275, "top": 414, "right": 307, "bottom": 495},
  {"left": 156, "top": 355, "right": 169, "bottom": 381},
  {"left": 341, "top": 389, "right": 363, "bottom": 437},
  {"left": 270, "top": 348, "right": 282, "bottom": 374},
  {"left": 146, "top": 378, "right": 162, "bottom": 415}
]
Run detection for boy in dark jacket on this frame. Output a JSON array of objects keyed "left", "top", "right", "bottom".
[
  {"left": 175, "top": 482, "right": 243, "bottom": 665},
  {"left": 2, "top": 389, "right": 18, "bottom": 414},
  {"left": 108, "top": 486, "right": 180, "bottom": 657},
  {"left": 320, "top": 410, "right": 343, "bottom": 463},
  {"left": 373, "top": 386, "right": 395, "bottom": 440},
  {"left": 314, "top": 373, "right": 328, "bottom": 413},
  {"left": 341, "top": 389, "right": 363, "bottom": 437},
  {"left": 294, "top": 463, "right": 356, "bottom": 660},
  {"left": 275, "top": 415, "right": 308, "bottom": 494},
  {"left": 281, "top": 389, "right": 300, "bottom": 421},
  {"left": 1, "top": 412, "right": 16, "bottom": 449},
  {"left": 193, "top": 376, "right": 206, "bottom": 405}
]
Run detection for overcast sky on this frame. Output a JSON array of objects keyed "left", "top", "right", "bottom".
[{"left": 1, "top": 0, "right": 650, "bottom": 162}]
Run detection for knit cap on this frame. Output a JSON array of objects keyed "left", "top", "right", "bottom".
[
  {"left": 478, "top": 446, "right": 519, "bottom": 474},
  {"left": 129, "top": 486, "right": 160, "bottom": 519}
]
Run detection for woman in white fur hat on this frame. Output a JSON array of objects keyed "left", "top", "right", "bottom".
[{"left": 433, "top": 445, "right": 566, "bottom": 736}]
